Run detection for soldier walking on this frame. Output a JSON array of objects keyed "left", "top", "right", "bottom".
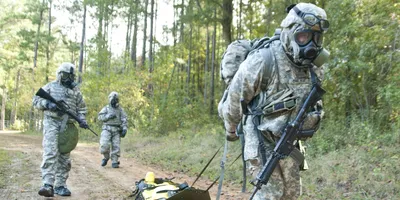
[
  {"left": 98, "top": 92, "right": 128, "bottom": 168},
  {"left": 33, "top": 62, "right": 88, "bottom": 197}
]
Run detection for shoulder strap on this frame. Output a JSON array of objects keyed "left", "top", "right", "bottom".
[{"left": 258, "top": 47, "right": 277, "bottom": 91}]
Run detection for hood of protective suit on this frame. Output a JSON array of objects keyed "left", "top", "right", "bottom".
[
  {"left": 108, "top": 91, "right": 119, "bottom": 108},
  {"left": 280, "top": 3, "right": 327, "bottom": 66}
]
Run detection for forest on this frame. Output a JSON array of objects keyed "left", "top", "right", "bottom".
[{"left": 0, "top": 0, "right": 399, "bottom": 199}]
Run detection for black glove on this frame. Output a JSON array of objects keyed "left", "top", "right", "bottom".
[
  {"left": 121, "top": 128, "right": 127, "bottom": 138},
  {"left": 79, "top": 120, "right": 89, "bottom": 129},
  {"left": 45, "top": 101, "right": 57, "bottom": 111}
]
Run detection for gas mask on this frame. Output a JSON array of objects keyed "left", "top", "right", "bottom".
[
  {"left": 292, "top": 5, "right": 329, "bottom": 65},
  {"left": 281, "top": 4, "right": 330, "bottom": 67},
  {"left": 60, "top": 71, "right": 76, "bottom": 89},
  {"left": 294, "top": 28, "right": 322, "bottom": 59},
  {"left": 111, "top": 97, "right": 119, "bottom": 108}
]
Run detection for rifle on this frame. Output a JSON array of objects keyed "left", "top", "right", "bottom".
[
  {"left": 249, "top": 83, "right": 325, "bottom": 200},
  {"left": 35, "top": 88, "right": 98, "bottom": 136}
]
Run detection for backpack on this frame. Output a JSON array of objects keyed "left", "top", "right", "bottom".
[{"left": 220, "top": 29, "right": 281, "bottom": 85}]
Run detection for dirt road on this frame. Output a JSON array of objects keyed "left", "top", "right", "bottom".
[{"left": 0, "top": 132, "right": 248, "bottom": 200}]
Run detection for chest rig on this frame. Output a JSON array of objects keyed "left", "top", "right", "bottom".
[{"left": 104, "top": 105, "right": 123, "bottom": 126}]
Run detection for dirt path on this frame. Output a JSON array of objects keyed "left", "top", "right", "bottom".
[{"left": 0, "top": 132, "right": 249, "bottom": 200}]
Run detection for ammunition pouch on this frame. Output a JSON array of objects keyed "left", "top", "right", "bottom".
[{"left": 263, "top": 98, "right": 297, "bottom": 115}]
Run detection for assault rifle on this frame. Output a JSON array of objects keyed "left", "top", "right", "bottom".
[
  {"left": 249, "top": 83, "right": 325, "bottom": 200},
  {"left": 35, "top": 88, "right": 98, "bottom": 136}
]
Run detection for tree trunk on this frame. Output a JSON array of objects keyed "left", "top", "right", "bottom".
[
  {"left": 33, "top": 0, "right": 46, "bottom": 69},
  {"left": 238, "top": 0, "right": 243, "bottom": 38},
  {"left": 10, "top": 69, "right": 21, "bottom": 126},
  {"left": 248, "top": 0, "right": 253, "bottom": 38},
  {"left": 173, "top": 0, "right": 177, "bottom": 46},
  {"left": 45, "top": 0, "right": 52, "bottom": 82},
  {"left": 131, "top": 0, "right": 138, "bottom": 68},
  {"left": 187, "top": 24, "right": 193, "bottom": 98},
  {"left": 204, "top": 26, "right": 209, "bottom": 105},
  {"left": 141, "top": 0, "right": 149, "bottom": 67},
  {"left": 125, "top": 4, "right": 132, "bottom": 54},
  {"left": 210, "top": 9, "right": 217, "bottom": 115},
  {"left": 0, "top": 90, "right": 6, "bottom": 130},
  {"left": 78, "top": 3, "right": 86, "bottom": 83},
  {"left": 221, "top": 0, "right": 233, "bottom": 46},
  {"left": 179, "top": 0, "right": 184, "bottom": 42},
  {"left": 97, "top": 2, "right": 104, "bottom": 68},
  {"left": 148, "top": 0, "right": 155, "bottom": 73},
  {"left": 265, "top": 0, "right": 273, "bottom": 35}
]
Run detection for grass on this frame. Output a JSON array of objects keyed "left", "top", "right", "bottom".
[
  {"left": 0, "top": 149, "right": 11, "bottom": 188},
  {"left": 122, "top": 124, "right": 245, "bottom": 185},
  {"left": 121, "top": 121, "right": 400, "bottom": 199},
  {"left": 300, "top": 144, "right": 399, "bottom": 199}
]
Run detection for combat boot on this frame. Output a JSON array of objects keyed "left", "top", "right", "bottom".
[
  {"left": 112, "top": 161, "right": 120, "bottom": 168},
  {"left": 101, "top": 158, "right": 109, "bottom": 166},
  {"left": 54, "top": 186, "right": 72, "bottom": 196},
  {"left": 38, "top": 184, "right": 54, "bottom": 197}
]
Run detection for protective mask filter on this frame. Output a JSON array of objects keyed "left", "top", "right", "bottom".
[{"left": 312, "top": 48, "right": 330, "bottom": 67}]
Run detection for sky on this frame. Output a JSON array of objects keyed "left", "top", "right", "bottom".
[{"left": 53, "top": 0, "right": 175, "bottom": 57}]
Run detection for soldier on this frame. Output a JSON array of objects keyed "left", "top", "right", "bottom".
[
  {"left": 98, "top": 91, "right": 128, "bottom": 168},
  {"left": 33, "top": 62, "right": 88, "bottom": 197},
  {"left": 219, "top": 3, "right": 329, "bottom": 199}
]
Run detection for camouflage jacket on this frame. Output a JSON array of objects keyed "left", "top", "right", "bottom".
[
  {"left": 219, "top": 40, "right": 324, "bottom": 137},
  {"left": 98, "top": 105, "right": 127, "bottom": 129},
  {"left": 32, "top": 81, "right": 87, "bottom": 121}
]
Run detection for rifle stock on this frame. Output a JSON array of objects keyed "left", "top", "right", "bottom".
[
  {"left": 249, "top": 85, "right": 325, "bottom": 199},
  {"left": 35, "top": 88, "right": 98, "bottom": 136}
]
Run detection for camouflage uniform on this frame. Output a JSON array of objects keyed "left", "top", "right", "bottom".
[
  {"left": 219, "top": 3, "right": 328, "bottom": 200},
  {"left": 98, "top": 92, "right": 127, "bottom": 166},
  {"left": 33, "top": 62, "right": 87, "bottom": 196}
]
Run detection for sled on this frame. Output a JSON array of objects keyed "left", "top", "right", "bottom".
[{"left": 131, "top": 172, "right": 211, "bottom": 200}]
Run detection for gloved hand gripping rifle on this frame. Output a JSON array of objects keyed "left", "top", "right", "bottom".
[
  {"left": 249, "top": 83, "right": 325, "bottom": 200},
  {"left": 35, "top": 88, "right": 98, "bottom": 136}
]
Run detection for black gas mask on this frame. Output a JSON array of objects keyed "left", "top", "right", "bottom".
[
  {"left": 60, "top": 71, "right": 76, "bottom": 89},
  {"left": 294, "top": 28, "right": 323, "bottom": 59},
  {"left": 291, "top": 5, "right": 329, "bottom": 61},
  {"left": 111, "top": 97, "right": 119, "bottom": 108}
]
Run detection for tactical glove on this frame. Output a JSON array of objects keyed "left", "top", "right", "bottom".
[
  {"left": 79, "top": 119, "right": 89, "bottom": 129},
  {"left": 121, "top": 128, "right": 127, "bottom": 138},
  {"left": 45, "top": 101, "right": 57, "bottom": 111}
]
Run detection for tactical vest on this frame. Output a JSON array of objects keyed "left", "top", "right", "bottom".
[
  {"left": 250, "top": 40, "right": 323, "bottom": 137},
  {"left": 103, "top": 105, "right": 124, "bottom": 126}
]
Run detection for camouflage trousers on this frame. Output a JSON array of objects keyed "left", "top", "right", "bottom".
[
  {"left": 99, "top": 125, "right": 121, "bottom": 163},
  {"left": 41, "top": 116, "right": 71, "bottom": 187},
  {"left": 243, "top": 115, "right": 301, "bottom": 200}
]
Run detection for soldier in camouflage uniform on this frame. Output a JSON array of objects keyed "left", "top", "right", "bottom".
[
  {"left": 98, "top": 92, "right": 128, "bottom": 168},
  {"left": 219, "top": 3, "right": 329, "bottom": 199},
  {"left": 33, "top": 62, "right": 88, "bottom": 197}
]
